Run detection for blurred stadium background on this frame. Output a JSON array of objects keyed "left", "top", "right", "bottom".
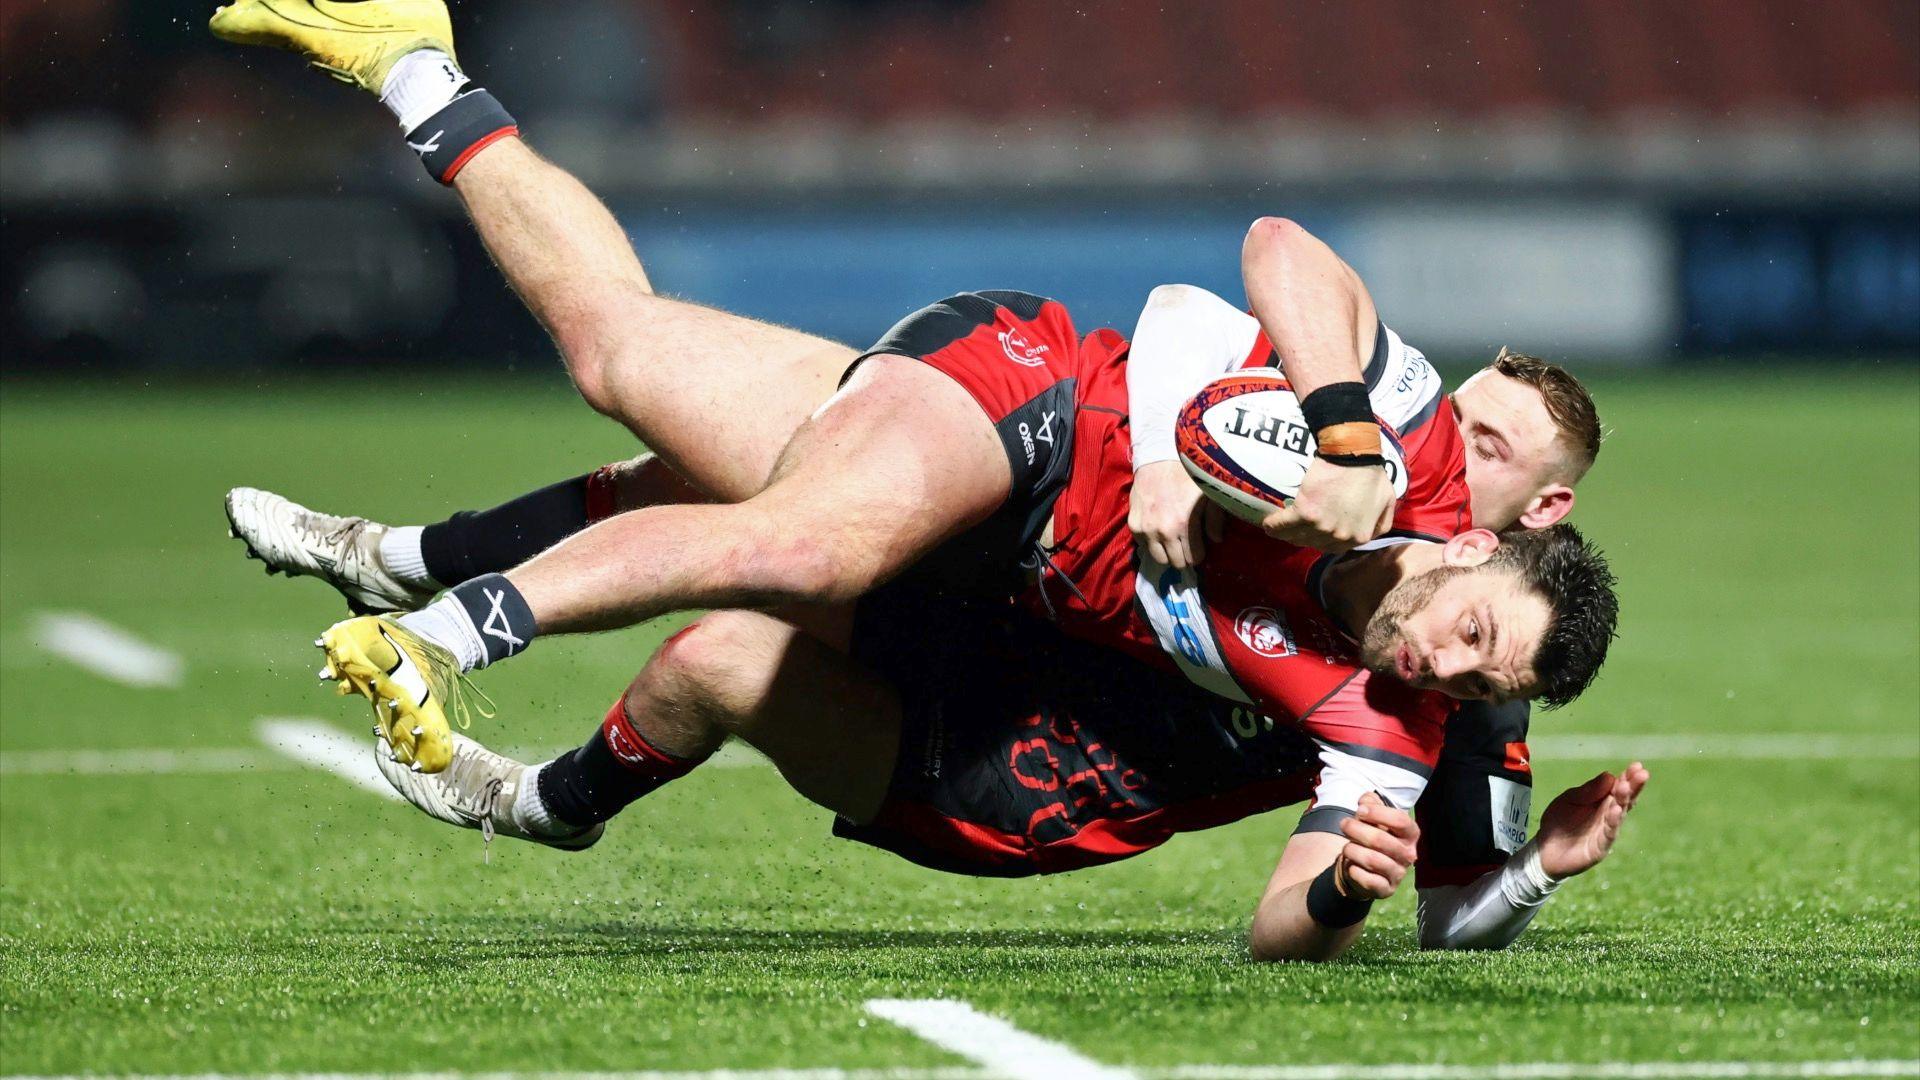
[{"left": 3, "top": 0, "right": 1917, "bottom": 370}]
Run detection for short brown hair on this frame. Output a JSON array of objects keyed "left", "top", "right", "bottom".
[{"left": 1491, "top": 348, "right": 1603, "bottom": 480}]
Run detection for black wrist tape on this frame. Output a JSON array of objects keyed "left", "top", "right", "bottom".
[
  {"left": 1305, "top": 862, "right": 1373, "bottom": 928},
  {"left": 1299, "top": 382, "right": 1375, "bottom": 434},
  {"left": 448, "top": 573, "right": 538, "bottom": 666},
  {"left": 1317, "top": 452, "right": 1389, "bottom": 469},
  {"left": 405, "top": 89, "right": 518, "bottom": 184}
]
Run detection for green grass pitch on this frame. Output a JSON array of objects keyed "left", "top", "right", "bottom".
[{"left": 1, "top": 368, "right": 1915, "bottom": 1075}]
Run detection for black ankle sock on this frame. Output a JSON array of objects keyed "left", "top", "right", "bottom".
[
  {"left": 419, "top": 473, "right": 593, "bottom": 586},
  {"left": 536, "top": 704, "right": 699, "bottom": 828}
]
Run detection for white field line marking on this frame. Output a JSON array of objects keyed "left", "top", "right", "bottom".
[
  {"left": 30, "top": 611, "right": 183, "bottom": 688},
  {"left": 1536, "top": 734, "right": 1920, "bottom": 761},
  {"left": 866, "top": 999, "right": 1137, "bottom": 1080},
  {"left": 0, "top": 748, "right": 288, "bottom": 776},
  {"left": 2, "top": 1062, "right": 1912, "bottom": 1080},
  {"left": 0, "top": 1073, "right": 987, "bottom": 1080},
  {"left": 255, "top": 716, "right": 400, "bottom": 800}
]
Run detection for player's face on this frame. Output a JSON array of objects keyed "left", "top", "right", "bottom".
[
  {"left": 1452, "top": 370, "right": 1574, "bottom": 532},
  {"left": 1360, "top": 563, "right": 1551, "bottom": 702}
]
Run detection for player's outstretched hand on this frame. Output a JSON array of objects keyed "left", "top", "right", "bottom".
[
  {"left": 1535, "top": 762, "right": 1651, "bottom": 879},
  {"left": 1261, "top": 457, "right": 1395, "bottom": 553},
  {"left": 1130, "top": 460, "right": 1227, "bottom": 569},
  {"left": 1336, "top": 790, "right": 1420, "bottom": 900}
]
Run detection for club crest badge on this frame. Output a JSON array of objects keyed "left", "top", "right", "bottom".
[{"left": 1234, "top": 605, "right": 1296, "bottom": 658}]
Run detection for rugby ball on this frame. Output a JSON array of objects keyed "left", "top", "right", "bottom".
[{"left": 1176, "top": 371, "right": 1408, "bottom": 524}]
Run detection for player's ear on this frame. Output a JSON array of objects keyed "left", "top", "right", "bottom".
[
  {"left": 1517, "top": 484, "right": 1574, "bottom": 530},
  {"left": 1441, "top": 528, "right": 1501, "bottom": 567}
]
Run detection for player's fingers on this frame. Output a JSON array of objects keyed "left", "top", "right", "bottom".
[
  {"left": 1145, "top": 535, "right": 1171, "bottom": 567},
  {"left": 1166, "top": 533, "right": 1191, "bottom": 570},
  {"left": 1342, "top": 844, "right": 1406, "bottom": 891},
  {"left": 1574, "top": 770, "right": 1616, "bottom": 803},
  {"left": 1185, "top": 506, "right": 1208, "bottom": 565},
  {"left": 1261, "top": 505, "right": 1305, "bottom": 534},
  {"left": 1357, "top": 799, "right": 1419, "bottom": 839},
  {"left": 1340, "top": 816, "right": 1418, "bottom": 866},
  {"left": 1204, "top": 501, "right": 1228, "bottom": 543},
  {"left": 1342, "top": 863, "right": 1394, "bottom": 899},
  {"left": 1371, "top": 500, "right": 1394, "bottom": 541}
]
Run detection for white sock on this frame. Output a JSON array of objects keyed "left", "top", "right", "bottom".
[
  {"left": 513, "top": 762, "right": 572, "bottom": 836},
  {"left": 377, "top": 525, "right": 439, "bottom": 589},
  {"left": 379, "top": 49, "right": 470, "bottom": 131},
  {"left": 396, "top": 595, "right": 485, "bottom": 672}
]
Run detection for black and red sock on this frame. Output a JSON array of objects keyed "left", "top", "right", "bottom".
[
  {"left": 535, "top": 700, "right": 700, "bottom": 829},
  {"left": 418, "top": 466, "right": 621, "bottom": 587}
]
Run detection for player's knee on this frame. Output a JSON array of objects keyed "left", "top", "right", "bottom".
[{"left": 640, "top": 614, "right": 761, "bottom": 724}]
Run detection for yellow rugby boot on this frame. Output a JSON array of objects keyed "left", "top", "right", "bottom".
[
  {"left": 209, "top": 0, "right": 455, "bottom": 93},
  {"left": 317, "top": 615, "right": 486, "bottom": 773}
]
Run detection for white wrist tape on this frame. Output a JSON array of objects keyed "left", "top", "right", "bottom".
[
  {"left": 380, "top": 49, "right": 470, "bottom": 132},
  {"left": 1497, "top": 840, "right": 1564, "bottom": 908}
]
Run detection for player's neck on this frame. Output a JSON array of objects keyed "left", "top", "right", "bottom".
[{"left": 1323, "top": 543, "right": 1443, "bottom": 636}]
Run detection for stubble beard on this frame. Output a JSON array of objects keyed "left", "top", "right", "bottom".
[{"left": 1358, "top": 563, "right": 1465, "bottom": 677}]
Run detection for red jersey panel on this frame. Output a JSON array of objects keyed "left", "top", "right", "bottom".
[{"left": 1032, "top": 320, "right": 1469, "bottom": 778}]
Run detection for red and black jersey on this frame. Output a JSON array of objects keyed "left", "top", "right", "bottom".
[
  {"left": 842, "top": 589, "right": 1534, "bottom": 879},
  {"left": 1021, "top": 321, "right": 1472, "bottom": 817}
]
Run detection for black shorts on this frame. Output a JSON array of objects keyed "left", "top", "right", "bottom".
[{"left": 837, "top": 605, "right": 1322, "bottom": 877}]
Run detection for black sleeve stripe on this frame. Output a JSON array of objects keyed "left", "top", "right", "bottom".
[
  {"left": 1395, "top": 386, "right": 1443, "bottom": 438},
  {"left": 1294, "top": 805, "right": 1353, "bottom": 836},
  {"left": 1361, "top": 320, "right": 1392, "bottom": 390}
]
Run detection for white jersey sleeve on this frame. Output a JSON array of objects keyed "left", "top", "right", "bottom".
[{"left": 1127, "top": 284, "right": 1263, "bottom": 467}]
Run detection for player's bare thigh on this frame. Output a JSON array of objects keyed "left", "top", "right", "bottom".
[
  {"left": 626, "top": 609, "right": 899, "bottom": 821},
  {"left": 741, "top": 354, "right": 1013, "bottom": 602},
  {"left": 596, "top": 296, "right": 860, "bottom": 502}
]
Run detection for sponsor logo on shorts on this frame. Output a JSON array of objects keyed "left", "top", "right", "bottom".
[
  {"left": 1016, "top": 409, "right": 1058, "bottom": 467},
  {"left": 1233, "top": 605, "right": 1297, "bottom": 658},
  {"left": 999, "top": 328, "right": 1050, "bottom": 367}
]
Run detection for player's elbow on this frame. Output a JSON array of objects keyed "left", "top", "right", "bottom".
[
  {"left": 561, "top": 339, "right": 620, "bottom": 418},
  {"left": 1143, "top": 282, "right": 1206, "bottom": 313},
  {"left": 1242, "top": 216, "right": 1313, "bottom": 269},
  {"left": 1247, "top": 918, "right": 1353, "bottom": 964}
]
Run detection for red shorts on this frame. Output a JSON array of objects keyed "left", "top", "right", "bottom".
[{"left": 854, "top": 291, "right": 1090, "bottom": 568}]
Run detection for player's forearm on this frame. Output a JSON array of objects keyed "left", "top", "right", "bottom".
[
  {"left": 1127, "top": 284, "right": 1263, "bottom": 466},
  {"left": 451, "top": 139, "right": 654, "bottom": 381},
  {"left": 1415, "top": 842, "right": 1560, "bottom": 950},
  {"left": 1249, "top": 879, "right": 1367, "bottom": 962},
  {"left": 1239, "top": 218, "right": 1375, "bottom": 400}
]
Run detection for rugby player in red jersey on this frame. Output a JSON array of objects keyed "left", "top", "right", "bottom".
[{"left": 212, "top": 1, "right": 1635, "bottom": 959}]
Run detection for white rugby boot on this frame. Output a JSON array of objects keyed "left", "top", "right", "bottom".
[
  {"left": 225, "top": 486, "right": 432, "bottom": 614},
  {"left": 375, "top": 731, "right": 604, "bottom": 856}
]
